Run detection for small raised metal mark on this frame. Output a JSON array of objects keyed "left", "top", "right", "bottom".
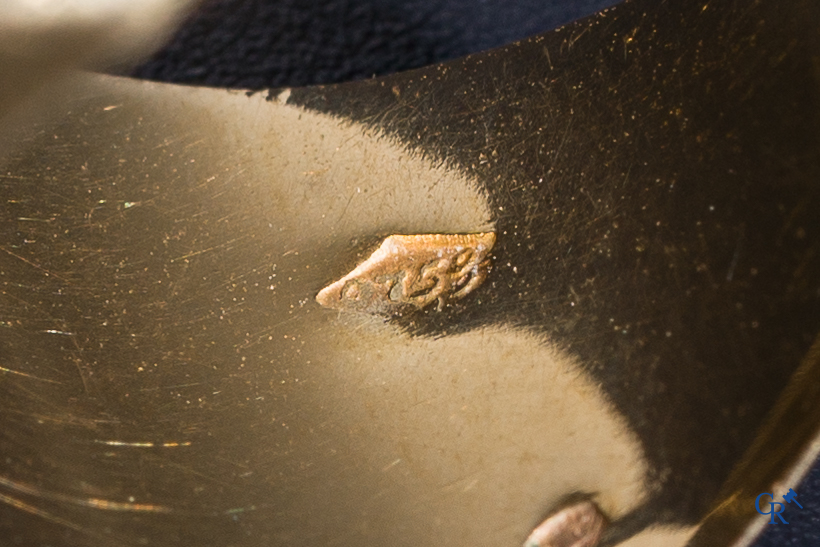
[
  {"left": 316, "top": 233, "right": 495, "bottom": 314},
  {"left": 524, "top": 501, "right": 606, "bottom": 547}
]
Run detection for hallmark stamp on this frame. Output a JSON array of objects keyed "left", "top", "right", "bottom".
[{"left": 316, "top": 233, "right": 495, "bottom": 314}]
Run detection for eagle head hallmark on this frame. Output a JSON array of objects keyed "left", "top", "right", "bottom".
[{"left": 316, "top": 233, "right": 496, "bottom": 314}]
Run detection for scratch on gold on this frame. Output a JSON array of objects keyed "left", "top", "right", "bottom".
[
  {"left": 301, "top": 167, "right": 330, "bottom": 176},
  {"left": 94, "top": 440, "right": 192, "bottom": 448},
  {"left": 0, "top": 475, "right": 172, "bottom": 513},
  {"left": 42, "top": 329, "right": 75, "bottom": 336},
  {"left": 0, "top": 491, "right": 90, "bottom": 535},
  {"left": 0, "top": 246, "right": 69, "bottom": 282},
  {"left": 224, "top": 505, "right": 257, "bottom": 515},
  {"left": 16, "top": 217, "right": 54, "bottom": 223},
  {"left": 169, "top": 237, "right": 246, "bottom": 263},
  {"left": 0, "top": 366, "right": 63, "bottom": 384}
]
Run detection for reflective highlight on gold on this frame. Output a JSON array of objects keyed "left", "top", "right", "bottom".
[
  {"left": 0, "top": 475, "right": 172, "bottom": 513},
  {"left": 94, "top": 440, "right": 192, "bottom": 448},
  {"left": 524, "top": 501, "right": 607, "bottom": 547}
]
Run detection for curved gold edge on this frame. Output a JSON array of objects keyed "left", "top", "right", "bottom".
[{"left": 686, "top": 332, "right": 820, "bottom": 547}]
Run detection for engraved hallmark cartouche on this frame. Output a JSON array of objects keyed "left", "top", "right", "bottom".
[{"left": 316, "top": 233, "right": 495, "bottom": 314}]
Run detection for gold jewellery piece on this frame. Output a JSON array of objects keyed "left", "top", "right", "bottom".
[{"left": 316, "top": 233, "right": 495, "bottom": 314}]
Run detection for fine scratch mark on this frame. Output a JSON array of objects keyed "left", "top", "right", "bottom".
[
  {"left": 0, "top": 246, "right": 69, "bottom": 282},
  {"left": 139, "top": 383, "right": 202, "bottom": 392},
  {"left": 16, "top": 217, "right": 54, "bottom": 223},
  {"left": 726, "top": 224, "right": 745, "bottom": 282},
  {"left": 0, "top": 366, "right": 63, "bottom": 384},
  {"left": 224, "top": 505, "right": 257, "bottom": 515},
  {"left": 317, "top": 233, "right": 495, "bottom": 314},
  {"left": 94, "top": 440, "right": 192, "bottom": 448},
  {"left": 543, "top": 46, "right": 554, "bottom": 70},
  {"left": 0, "top": 475, "right": 173, "bottom": 514},
  {"left": 382, "top": 459, "right": 402, "bottom": 472},
  {"left": 0, "top": 491, "right": 95, "bottom": 538},
  {"left": 565, "top": 25, "right": 591, "bottom": 52},
  {"left": 169, "top": 237, "right": 246, "bottom": 263}
]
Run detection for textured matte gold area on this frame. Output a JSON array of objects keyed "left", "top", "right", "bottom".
[{"left": 316, "top": 233, "right": 495, "bottom": 313}]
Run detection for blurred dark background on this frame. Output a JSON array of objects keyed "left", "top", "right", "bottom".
[
  {"left": 131, "top": 0, "right": 820, "bottom": 544},
  {"left": 132, "top": 0, "right": 617, "bottom": 88}
]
